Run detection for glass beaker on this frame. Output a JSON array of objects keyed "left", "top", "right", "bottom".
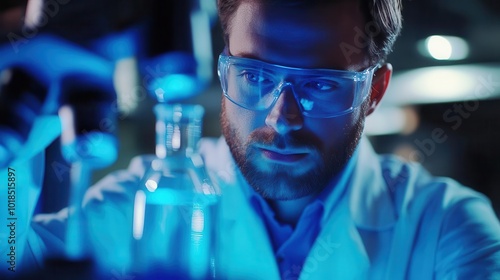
[{"left": 131, "top": 103, "right": 219, "bottom": 279}]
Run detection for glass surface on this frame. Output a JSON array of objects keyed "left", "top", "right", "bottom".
[
  {"left": 218, "top": 54, "right": 377, "bottom": 118},
  {"left": 131, "top": 104, "right": 219, "bottom": 279}
]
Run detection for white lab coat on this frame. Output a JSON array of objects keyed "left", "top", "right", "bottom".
[
  {"left": 11, "top": 136, "right": 500, "bottom": 279},
  {"left": 196, "top": 137, "right": 500, "bottom": 279}
]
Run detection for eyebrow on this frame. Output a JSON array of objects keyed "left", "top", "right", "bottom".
[
  {"left": 226, "top": 48, "right": 259, "bottom": 60},
  {"left": 227, "top": 49, "right": 282, "bottom": 67}
]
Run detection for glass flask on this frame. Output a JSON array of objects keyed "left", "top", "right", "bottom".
[{"left": 131, "top": 103, "right": 219, "bottom": 279}]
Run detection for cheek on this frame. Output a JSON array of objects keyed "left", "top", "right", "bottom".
[
  {"left": 305, "top": 110, "right": 364, "bottom": 147},
  {"left": 305, "top": 116, "right": 353, "bottom": 137},
  {"left": 223, "top": 99, "right": 265, "bottom": 137}
]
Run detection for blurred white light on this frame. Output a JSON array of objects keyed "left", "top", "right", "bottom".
[
  {"left": 113, "top": 57, "right": 141, "bottom": 114},
  {"left": 172, "top": 125, "right": 181, "bottom": 150},
  {"left": 25, "top": 0, "right": 43, "bottom": 28},
  {"left": 133, "top": 190, "right": 146, "bottom": 240},
  {"left": 191, "top": 208, "right": 205, "bottom": 233},
  {"left": 145, "top": 179, "right": 158, "bottom": 192},
  {"left": 422, "top": 35, "right": 469, "bottom": 61},
  {"left": 413, "top": 68, "right": 474, "bottom": 98},
  {"left": 382, "top": 63, "right": 500, "bottom": 106},
  {"left": 426, "top": 36, "right": 452, "bottom": 60},
  {"left": 395, "top": 68, "right": 475, "bottom": 103},
  {"left": 365, "top": 107, "right": 407, "bottom": 135},
  {"left": 145, "top": 172, "right": 161, "bottom": 192}
]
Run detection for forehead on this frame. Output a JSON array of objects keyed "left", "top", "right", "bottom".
[{"left": 227, "top": 0, "right": 368, "bottom": 70}]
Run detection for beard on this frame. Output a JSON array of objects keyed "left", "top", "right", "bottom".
[{"left": 220, "top": 100, "right": 364, "bottom": 201}]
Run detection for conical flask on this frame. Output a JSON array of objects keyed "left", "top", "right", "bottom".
[{"left": 132, "top": 103, "right": 219, "bottom": 279}]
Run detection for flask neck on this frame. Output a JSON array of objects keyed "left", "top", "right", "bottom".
[{"left": 154, "top": 103, "right": 204, "bottom": 159}]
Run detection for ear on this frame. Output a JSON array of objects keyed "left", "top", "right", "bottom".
[{"left": 366, "top": 63, "right": 392, "bottom": 116}]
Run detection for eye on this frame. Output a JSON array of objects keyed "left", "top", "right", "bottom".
[
  {"left": 244, "top": 72, "right": 261, "bottom": 83},
  {"left": 239, "top": 71, "right": 273, "bottom": 84},
  {"left": 304, "top": 80, "right": 339, "bottom": 92}
]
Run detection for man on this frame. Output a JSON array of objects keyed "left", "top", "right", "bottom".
[
  {"left": 209, "top": 0, "right": 500, "bottom": 278},
  {"left": 10, "top": 0, "right": 500, "bottom": 279}
]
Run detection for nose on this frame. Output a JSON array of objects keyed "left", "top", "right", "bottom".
[{"left": 265, "top": 83, "right": 304, "bottom": 134}]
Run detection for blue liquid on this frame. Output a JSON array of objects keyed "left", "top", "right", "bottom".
[{"left": 132, "top": 188, "right": 218, "bottom": 279}]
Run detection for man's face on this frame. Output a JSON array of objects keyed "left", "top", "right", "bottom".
[{"left": 221, "top": 1, "right": 372, "bottom": 200}]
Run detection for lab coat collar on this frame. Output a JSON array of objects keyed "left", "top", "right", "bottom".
[
  {"left": 300, "top": 193, "right": 370, "bottom": 280},
  {"left": 199, "top": 137, "right": 281, "bottom": 279},
  {"left": 299, "top": 136, "right": 397, "bottom": 279},
  {"left": 349, "top": 136, "right": 398, "bottom": 230}
]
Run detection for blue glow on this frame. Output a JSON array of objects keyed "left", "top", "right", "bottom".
[
  {"left": 0, "top": 143, "right": 11, "bottom": 168},
  {"left": 0, "top": 127, "right": 23, "bottom": 168},
  {"left": 142, "top": 52, "right": 209, "bottom": 102},
  {"left": 0, "top": 34, "right": 113, "bottom": 114},
  {"left": 91, "top": 25, "right": 144, "bottom": 61},
  {"left": 0, "top": 107, "right": 61, "bottom": 168},
  {"left": 0, "top": 34, "right": 112, "bottom": 82},
  {"left": 189, "top": 205, "right": 210, "bottom": 279},
  {"left": 151, "top": 74, "right": 201, "bottom": 102},
  {"left": 61, "top": 132, "right": 118, "bottom": 168},
  {"left": 65, "top": 162, "right": 92, "bottom": 260},
  {"left": 145, "top": 189, "right": 191, "bottom": 205},
  {"left": 13, "top": 116, "right": 61, "bottom": 160},
  {"left": 300, "top": 98, "right": 314, "bottom": 111}
]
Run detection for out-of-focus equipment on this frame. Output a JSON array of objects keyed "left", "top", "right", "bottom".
[
  {"left": 0, "top": 32, "right": 116, "bottom": 170},
  {"left": 144, "top": 0, "right": 214, "bottom": 103},
  {"left": 1, "top": 3, "right": 119, "bottom": 275},
  {"left": 0, "top": 67, "right": 48, "bottom": 168},
  {"left": 1, "top": 0, "right": 118, "bottom": 275},
  {"left": 58, "top": 73, "right": 118, "bottom": 261},
  {"left": 1, "top": 0, "right": 218, "bottom": 277},
  {"left": 130, "top": 0, "right": 220, "bottom": 278}
]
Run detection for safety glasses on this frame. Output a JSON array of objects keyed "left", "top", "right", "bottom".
[{"left": 218, "top": 53, "right": 378, "bottom": 118}]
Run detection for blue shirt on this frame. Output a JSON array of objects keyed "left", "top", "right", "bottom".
[{"left": 246, "top": 148, "right": 358, "bottom": 279}]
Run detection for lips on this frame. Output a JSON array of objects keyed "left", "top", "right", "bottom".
[{"left": 260, "top": 148, "right": 309, "bottom": 163}]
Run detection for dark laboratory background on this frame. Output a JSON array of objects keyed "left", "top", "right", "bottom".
[{"left": 1, "top": 0, "right": 499, "bottom": 217}]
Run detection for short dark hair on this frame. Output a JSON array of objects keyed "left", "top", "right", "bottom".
[{"left": 217, "top": 0, "right": 403, "bottom": 65}]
